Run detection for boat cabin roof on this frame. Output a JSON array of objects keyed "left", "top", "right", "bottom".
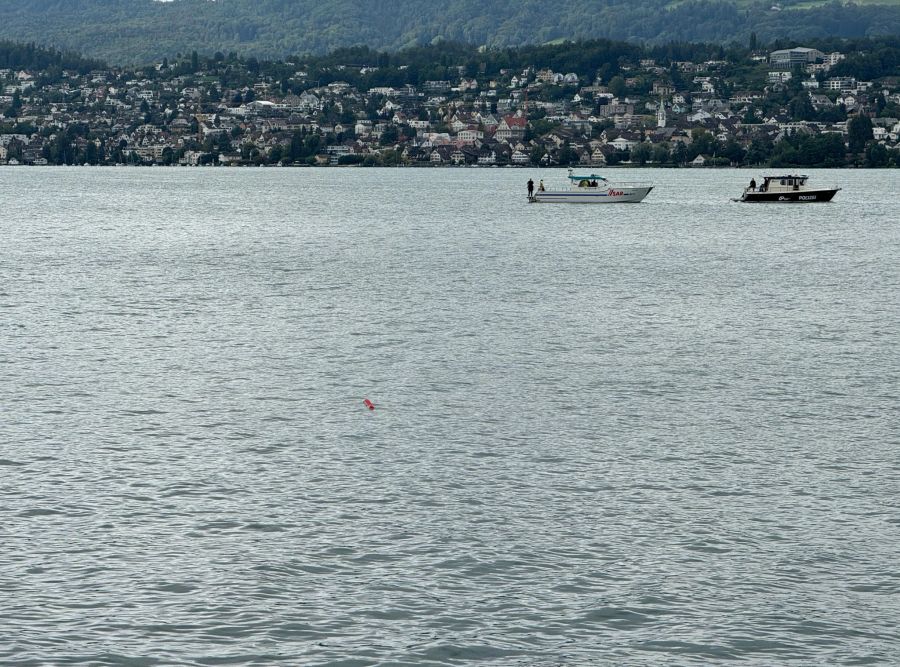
[
  {"left": 762, "top": 174, "right": 808, "bottom": 182},
  {"left": 568, "top": 173, "right": 607, "bottom": 182}
]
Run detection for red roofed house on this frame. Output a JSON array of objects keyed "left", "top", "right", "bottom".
[{"left": 495, "top": 114, "right": 527, "bottom": 143}]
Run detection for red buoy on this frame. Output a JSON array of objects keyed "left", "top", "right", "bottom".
[{"left": 363, "top": 398, "right": 375, "bottom": 411}]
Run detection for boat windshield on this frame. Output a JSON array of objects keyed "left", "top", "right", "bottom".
[
  {"left": 765, "top": 175, "right": 809, "bottom": 184},
  {"left": 568, "top": 173, "right": 607, "bottom": 182}
]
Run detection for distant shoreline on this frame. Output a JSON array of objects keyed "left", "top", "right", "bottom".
[{"left": 0, "top": 163, "right": 882, "bottom": 169}]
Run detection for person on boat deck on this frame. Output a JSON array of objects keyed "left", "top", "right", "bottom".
[
  {"left": 749, "top": 178, "right": 756, "bottom": 191},
  {"left": 590, "top": 180, "right": 598, "bottom": 187},
  {"left": 527, "top": 178, "right": 534, "bottom": 197},
  {"left": 538, "top": 179, "right": 545, "bottom": 191}
]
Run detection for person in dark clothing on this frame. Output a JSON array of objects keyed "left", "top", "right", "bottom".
[
  {"left": 527, "top": 178, "right": 534, "bottom": 198},
  {"left": 749, "top": 178, "right": 757, "bottom": 191}
]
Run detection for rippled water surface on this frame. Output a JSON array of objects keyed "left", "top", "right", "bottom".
[{"left": 2, "top": 167, "right": 900, "bottom": 665}]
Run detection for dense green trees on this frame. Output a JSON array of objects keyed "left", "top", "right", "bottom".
[
  {"left": 5, "top": 90, "right": 22, "bottom": 118},
  {"left": 865, "top": 142, "right": 890, "bottom": 167},
  {"left": 0, "top": 41, "right": 104, "bottom": 72},
  {"left": 830, "top": 43, "right": 900, "bottom": 81},
  {"left": 1, "top": 0, "right": 899, "bottom": 62},
  {"left": 770, "top": 132, "right": 847, "bottom": 167},
  {"left": 848, "top": 115, "right": 874, "bottom": 154}
]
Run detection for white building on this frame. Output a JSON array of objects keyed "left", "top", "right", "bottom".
[
  {"left": 825, "top": 77, "right": 856, "bottom": 92},
  {"left": 770, "top": 47, "right": 825, "bottom": 68}
]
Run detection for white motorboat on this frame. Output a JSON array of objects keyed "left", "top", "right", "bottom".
[{"left": 528, "top": 170, "right": 653, "bottom": 203}]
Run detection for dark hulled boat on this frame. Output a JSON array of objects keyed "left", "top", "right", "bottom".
[{"left": 735, "top": 175, "right": 840, "bottom": 203}]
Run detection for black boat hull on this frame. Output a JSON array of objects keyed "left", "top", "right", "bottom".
[{"left": 738, "top": 188, "right": 840, "bottom": 203}]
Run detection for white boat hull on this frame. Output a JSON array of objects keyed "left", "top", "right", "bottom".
[{"left": 530, "top": 185, "right": 653, "bottom": 203}]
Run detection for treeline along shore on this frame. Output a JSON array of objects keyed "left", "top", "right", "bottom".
[{"left": 1, "top": 37, "right": 899, "bottom": 168}]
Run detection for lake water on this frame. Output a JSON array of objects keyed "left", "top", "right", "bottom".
[{"left": 1, "top": 166, "right": 899, "bottom": 666}]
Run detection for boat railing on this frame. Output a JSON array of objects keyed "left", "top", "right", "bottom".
[
  {"left": 571, "top": 180, "right": 652, "bottom": 188},
  {"left": 565, "top": 170, "right": 652, "bottom": 189}
]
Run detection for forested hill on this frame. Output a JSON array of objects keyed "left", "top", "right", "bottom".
[
  {"left": 0, "top": 41, "right": 104, "bottom": 73},
  {"left": 1, "top": 0, "right": 899, "bottom": 63}
]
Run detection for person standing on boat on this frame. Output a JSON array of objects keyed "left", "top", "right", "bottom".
[
  {"left": 538, "top": 179, "right": 545, "bottom": 192},
  {"left": 749, "top": 178, "right": 756, "bottom": 191},
  {"left": 527, "top": 178, "right": 534, "bottom": 198}
]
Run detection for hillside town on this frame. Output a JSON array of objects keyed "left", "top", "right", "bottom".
[{"left": 2, "top": 44, "right": 899, "bottom": 167}]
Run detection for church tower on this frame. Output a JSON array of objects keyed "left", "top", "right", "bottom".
[{"left": 657, "top": 97, "right": 667, "bottom": 128}]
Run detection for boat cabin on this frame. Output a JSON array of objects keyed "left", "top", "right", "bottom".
[
  {"left": 567, "top": 173, "right": 608, "bottom": 188},
  {"left": 756, "top": 175, "right": 809, "bottom": 192}
]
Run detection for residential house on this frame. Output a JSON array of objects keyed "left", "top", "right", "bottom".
[
  {"left": 608, "top": 135, "right": 640, "bottom": 151},
  {"left": 511, "top": 149, "right": 530, "bottom": 164},
  {"left": 456, "top": 127, "right": 483, "bottom": 145},
  {"left": 810, "top": 95, "right": 834, "bottom": 110},
  {"left": 495, "top": 115, "right": 527, "bottom": 143}
]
